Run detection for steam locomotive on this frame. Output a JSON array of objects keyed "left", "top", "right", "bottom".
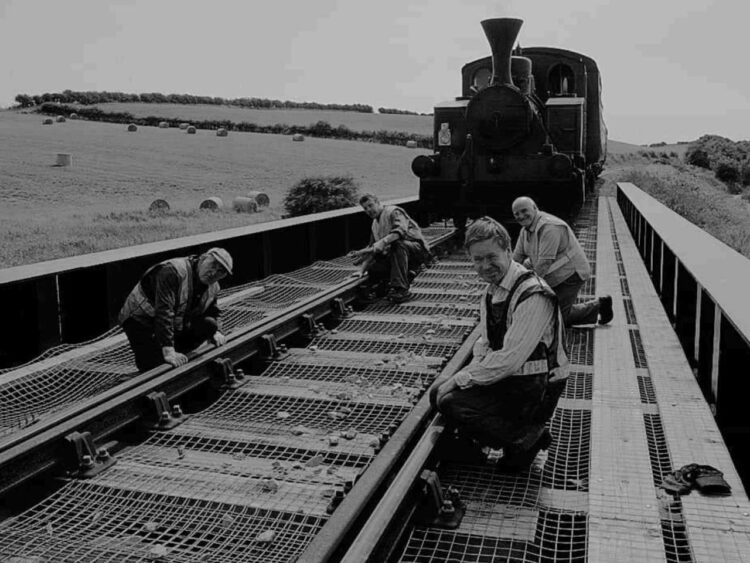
[{"left": 411, "top": 18, "right": 607, "bottom": 227}]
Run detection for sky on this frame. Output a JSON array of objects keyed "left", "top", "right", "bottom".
[{"left": 1, "top": 0, "right": 748, "bottom": 145}]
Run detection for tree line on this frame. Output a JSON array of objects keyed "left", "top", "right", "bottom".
[
  {"left": 36, "top": 102, "right": 433, "bottom": 149},
  {"left": 15, "top": 90, "right": 374, "bottom": 113}
]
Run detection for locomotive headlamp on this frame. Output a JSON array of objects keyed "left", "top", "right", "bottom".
[
  {"left": 549, "top": 154, "right": 573, "bottom": 177},
  {"left": 411, "top": 155, "right": 438, "bottom": 179}
]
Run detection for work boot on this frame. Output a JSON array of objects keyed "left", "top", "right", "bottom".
[
  {"left": 387, "top": 287, "right": 413, "bottom": 304},
  {"left": 496, "top": 429, "right": 553, "bottom": 472},
  {"left": 598, "top": 295, "right": 613, "bottom": 325}
]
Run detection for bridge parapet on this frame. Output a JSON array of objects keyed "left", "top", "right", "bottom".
[
  {"left": 617, "top": 182, "right": 750, "bottom": 432},
  {"left": 0, "top": 197, "right": 423, "bottom": 368}
]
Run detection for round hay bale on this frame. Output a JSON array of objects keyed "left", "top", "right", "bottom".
[
  {"left": 127, "top": 123, "right": 138, "bottom": 132},
  {"left": 69, "top": 113, "right": 79, "bottom": 120},
  {"left": 56, "top": 115, "right": 66, "bottom": 123},
  {"left": 292, "top": 133, "right": 305, "bottom": 142},
  {"left": 232, "top": 196, "right": 258, "bottom": 213},
  {"left": 55, "top": 153, "right": 72, "bottom": 167},
  {"left": 187, "top": 126, "right": 197, "bottom": 134},
  {"left": 199, "top": 197, "right": 223, "bottom": 210},
  {"left": 247, "top": 190, "right": 270, "bottom": 207},
  {"left": 216, "top": 128, "right": 228, "bottom": 137},
  {"left": 43, "top": 118, "right": 53, "bottom": 125},
  {"left": 149, "top": 199, "right": 170, "bottom": 213},
  {"left": 406, "top": 140, "right": 418, "bottom": 148},
  {"left": 179, "top": 122, "right": 190, "bottom": 130},
  {"left": 158, "top": 121, "right": 169, "bottom": 128}
]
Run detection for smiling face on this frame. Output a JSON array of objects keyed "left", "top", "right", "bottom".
[
  {"left": 197, "top": 256, "right": 228, "bottom": 285},
  {"left": 360, "top": 197, "right": 383, "bottom": 219},
  {"left": 512, "top": 198, "right": 538, "bottom": 229},
  {"left": 468, "top": 237, "right": 512, "bottom": 285}
]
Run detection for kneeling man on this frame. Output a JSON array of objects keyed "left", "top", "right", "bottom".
[{"left": 432, "top": 217, "right": 568, "bottom": 470}]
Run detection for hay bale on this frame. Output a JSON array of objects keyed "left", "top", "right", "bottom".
[
  {"left": 199, "top": 197, "right": 223, "bottom": 210},
  {"left": 43, "top": 118, "right": 53, "bottom": 125},
  {"left": 406, "top": 140, "right": 418, "bottom": 148},
  {"left": 292, "top": 133, "right": 305, "bottom": 142},
  {"left": 216, "top": 128, "right": 228, "bottom": 137},
  {"left": 69, "top": 113, "right": 79, "bottom": 120},
  {"left": 127, "top": 123, "right": 138, "bottom": 132},
  {"left": 149, "top": 199, "right": 170, "bottom": 213},
  {"left": 187, "top": 126, "right": 197, "bottom": 134},
  {"left": 55, "top": 153, "right": 72, "bottom": 167},
  {"left": 232, "top": 196, "right": 258, "bottom": 213},
  {"left": 179, "top": 122, "right": 190, "bottom": 130},
  {"left": 56, "top": 115, "right": 66, "bottom": 123},
  {"left": 247, "top": 190, "right": 270, "bottom": 207},
  {"left": 158, "top": 121, "right": 169, "bottom": 128}
]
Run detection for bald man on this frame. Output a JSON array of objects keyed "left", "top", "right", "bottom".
[{"left": 512, "top": 197, "right": 612, "bottom": 326}]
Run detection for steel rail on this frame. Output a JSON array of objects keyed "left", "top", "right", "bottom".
[
  {"left": 297, "top": 324, "right": 481, "bottom": 563},
  {"left": 0, "top": 228, "right": 458, "bottom": 496}
]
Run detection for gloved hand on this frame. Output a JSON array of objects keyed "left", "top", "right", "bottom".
[
  {"left": 162, "top": 346, "right": 188, "bottom": 367},
  {"left": 212, "top": 331, "right": 227, "bottom": 346}
]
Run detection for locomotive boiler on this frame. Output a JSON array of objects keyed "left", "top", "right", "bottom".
[{"left": 411, "top": 18, "right": 607, "bottom": 227}]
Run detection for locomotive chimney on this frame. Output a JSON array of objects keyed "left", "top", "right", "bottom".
[{"left": 481, "top": 18, "right": 523, "bottom": 87}]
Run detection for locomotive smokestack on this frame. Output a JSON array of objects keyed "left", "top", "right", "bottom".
[{"left": 481, "top": 18, "right": 523, "bottom": 86}]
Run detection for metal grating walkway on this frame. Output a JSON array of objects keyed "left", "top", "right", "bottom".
[{"left": 396, "top": 196, "right": 750, "bottom": 562}]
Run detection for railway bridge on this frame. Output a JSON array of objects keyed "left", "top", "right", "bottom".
[{"left": 0, "top": 185, "right": 749, "bottom": 562}]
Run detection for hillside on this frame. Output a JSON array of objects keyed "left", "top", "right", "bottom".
[
  {"left": 68, "top": 102, "right": 434, "bottom": 136},
  {"left": 0, "top": 110, "right": 429, "bottom": 266}
]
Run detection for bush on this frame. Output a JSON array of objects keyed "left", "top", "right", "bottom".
[
  {"left": 283, "top": 175, "right": 360, "bottom": 217},
  {"left": 715, "top": 160, "right": 740, "bottom": 184},
  {"left": 685, "top": 147, "right": 711, "bottom": 168},
  {"left": 741, "top": 161, "right": 750, "bottom": 186}
]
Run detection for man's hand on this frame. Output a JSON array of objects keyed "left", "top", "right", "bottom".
[
  {"left": 212, "top": 331, "right": 227, "bottom": 346},
  {"left": 348, "top": 248, "right": 372, "bottom": 265},
  {"left": 431, "top": 376, "right": 460, "bottom": 408},
  {"left": 372, "top": 239, "right": 388, "bottom": 254},
  {"left": 162, "top": 346, "right": 188, "bottom": 367}
]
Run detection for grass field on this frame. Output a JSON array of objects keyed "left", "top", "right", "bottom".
[
  {"left": 74, "top": 103, "right": 434, "bottom": 136},
  {"left": 0, "top": 110, "right": 430, "bottom": 266}
]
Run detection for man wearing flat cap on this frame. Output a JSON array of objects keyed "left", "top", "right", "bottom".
[{"left": 119, "top": 247, "right": 233, "bottom": 371}]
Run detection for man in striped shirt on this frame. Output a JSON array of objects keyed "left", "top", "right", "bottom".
[{"left": 433, "top": 217, "right": 568, "bottom": 470}]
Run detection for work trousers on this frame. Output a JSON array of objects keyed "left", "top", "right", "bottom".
[
  {"left": 437, "top": 374, "right": 566, "bottom": 450},
  {"left": 366, "top": 240, "right": 426, "bottom": 290},
  {"left": 122, "top": 316, "right": 218, "bottom": 372},
  {"left": 554, "top": 272, "right": 600, "bottom": 326}
]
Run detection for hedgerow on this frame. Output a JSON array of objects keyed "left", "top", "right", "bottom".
[{"left": 283, "top": 175, "right": 360, "bottom": 217}]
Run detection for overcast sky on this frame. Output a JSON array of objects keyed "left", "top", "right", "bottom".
[{"left": 1, "top": 0, "right": 747, "bottom": 145}]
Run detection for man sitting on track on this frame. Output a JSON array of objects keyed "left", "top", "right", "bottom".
[
  {"left": 512, "top": 196, "right": 613, "bottom": 326},
  {"left": 119, "top": 247, "right": 233, "bottom": 372},
  {"left": 432, "top": 217, "right": 568, "bottom": 471},
  {"left": 348, "top": 193, "right": 430, "bottom": 304}
]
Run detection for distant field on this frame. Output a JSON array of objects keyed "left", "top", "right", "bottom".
[
  {"left": 0, "top": 110, "right": 430, "bottom": 266},
  {"left": 77, "top": 103, "right": 434, "bottom": 136},
  {"left": 607, "top": 139, "right": 691, "bottom": 156}
]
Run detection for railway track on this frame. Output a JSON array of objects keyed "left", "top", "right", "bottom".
[{"left": 0, "top": 224, "right": 487, "bottom": 562}]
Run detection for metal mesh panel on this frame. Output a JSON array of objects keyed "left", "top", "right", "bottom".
[
  {"left": 408, "top": 291, "right": 482, "bottom": 304},
  {"left": 624, "top": 298, "right": 637, "bottom": 325},
  {"left": 143, "top": 431, "right": 372, "bottom": 469},
  {"left": 565, "top": 329, "right": 594, "bottom": 366},
  {"left": 399, "top": 527, "right": 539, "bottom": 562},
  {"left": 220, "top": 306, "right": 269, "bottom": 333},
  {"left": 309, "top": 337, "right": 456, "bottom": 359},
  {"left": 561, "top": 372, "right": 593, "bottom": 401},
  {"left": 542, "top": 409, "right": 591, "bottom": 491},
  {"left": 618, "top": 262, "right": 627, "bottom": 277},
  {"left": 620, "top": 277, "right": 631, "bottom": 296},
  {"left": 637, "top": 375, "right": 657, "bottom": 404},
  {"left": 195, "top": 391, "right": 412, "bottom": 437},
  {"left": 615, "top": 250, "right": 623, "bottom": 263},
  {"left": 365, "top": 301, "right": 479, "bottom": 318},
  {"left": 233, "top": 285, "right": 322, "bottom": 309},
  {"left": 0, "top": 481, "right": 326, "bottom": 563},
  {"left": 629, "top": 329, "right": 648, "bottom": 368},
  {"left": 412, "top": 279, "right": 485, "bottom": 291},
  {"left": 661, "top": 520, "right": 695, "bottom": 563},
  {"left": 333, "top": 319, "right": 470, "bottom": 341},
  {"left": 269, "top": 267, "right": 355, "bottom": 286},
  {"left": 643, "top": 413, "right": 673, "bottom": 485},
  {"left": 260, "top": 362, "right": 434, "bottom": 389},
  {"left": 535, "top": 510, "right": 588, "bottom": 562}
]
